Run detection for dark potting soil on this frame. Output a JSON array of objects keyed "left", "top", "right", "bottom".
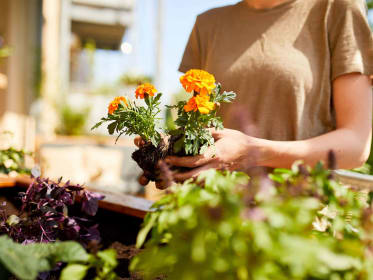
[
  {"left": 94, "top": 208, "right": 143, "bottom": 279},
  {"left": 131, "top": 136, "right": 192, "bottom": 188}
]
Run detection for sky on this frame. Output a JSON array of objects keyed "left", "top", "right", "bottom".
[
  {"left": 93, "top": 0, "right": 373, "bottom": 101},
  {"left": 93, "top": 0, "right": 239, "bottom": 99}
]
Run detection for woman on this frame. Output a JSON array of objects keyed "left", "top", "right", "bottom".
[{"left": 138, "top": 0, "right": 373, "bottom": 184}]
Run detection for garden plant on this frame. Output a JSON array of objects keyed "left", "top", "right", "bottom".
[
  {"left": 92, "top": 69, "right": 236, "bottom": 185},
  {"left": 130, "top": 157, "right": 373, "bottom": 280},
  {"left": 0, "top": 172, "right": 121, "bottom": 280},
  {"left": 0, "top": 147, "right": 31, "bottom": 175}
]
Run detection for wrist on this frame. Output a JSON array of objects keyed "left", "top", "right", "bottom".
[{"left": 243, "top": 135, "right": 273, "bottom": 167}]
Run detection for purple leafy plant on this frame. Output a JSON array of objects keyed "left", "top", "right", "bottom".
[{"left": 0, "top": 176, "right": 104, "bottom": 246}]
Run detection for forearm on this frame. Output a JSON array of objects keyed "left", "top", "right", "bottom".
[{"left": 256, "top": 128, "right": 371, "bottom": 169}]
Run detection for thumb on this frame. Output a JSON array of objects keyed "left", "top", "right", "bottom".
[{"left": 209, "top": 128, "right": 225, "bottom": 140}]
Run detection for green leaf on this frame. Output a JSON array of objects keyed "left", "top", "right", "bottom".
[
  {"left": 0, "top": 236, "right": 91, "bottom": 280},
  {"left": 219, "top": 91, "right": 236, "bottom": 103},
  {"left": 153, "top": 93, "right": 162, "bottom": 104},
  {"left": 136, "top": 213, "right": 159, "bottom": 248},
  {"left": 52, "top": 242, "right": 90, "bottom": 263},
  {"left": 60, "top": 264, "right": 89, "bottom": 280},
  {"left": 107, "top": 122, "right": 117, "bottom": 135},
  {"left": 97, "top": 249, "right": 118, "bottom": 268},
  {"left": 0, "top": 236, "right": 46, "bottom": 280},
  {"left": 91, "top": 121, "right": 104, "bottom": 131}
]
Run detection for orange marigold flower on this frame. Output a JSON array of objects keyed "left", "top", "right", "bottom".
[
  {"left": 184, "top": 94, "right": 215, "bottom": 115},
  {"left": 135, "top": 83, "right": 157, "bottom": 99},
  {"left": 108, "top": 96, "right": 128, "bottom": 115},
  {"left": 180, "top": 69, "right": 216, "bottom": 95}
]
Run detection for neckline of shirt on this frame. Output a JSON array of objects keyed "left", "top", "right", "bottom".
[{"left": 238, "top": 0, "right": 299, "bottom": 13}]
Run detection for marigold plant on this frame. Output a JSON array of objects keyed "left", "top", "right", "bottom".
[
  {"left": 92, "top": 70, "right": 236, "bottom": 184},
  {"left": 92, "top": 84, "right": 162, "bottom": 146},
  {"left": 170, "top": 77, "right": 236, "bottom": 156}
]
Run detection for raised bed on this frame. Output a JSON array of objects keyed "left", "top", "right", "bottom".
[{"left": 0, "top": 176, "right": 153, "bottom": 279}]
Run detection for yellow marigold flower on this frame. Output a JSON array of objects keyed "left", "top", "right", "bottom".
[
  {"left": 135, "top": 83, "right": 157, "bottom": 99},
  {"left": 180, "top": 69, "right": 216, "bottom": 95},
  {"left": 108, "top": 96, "right": 128, "bottom": 115},
  {"left": 184, "top": 94, "right": 215, "bottom": 115}
]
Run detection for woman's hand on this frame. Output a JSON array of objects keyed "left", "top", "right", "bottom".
[{"left": 166, "top": 129, "right": 264, "bottom": 182}]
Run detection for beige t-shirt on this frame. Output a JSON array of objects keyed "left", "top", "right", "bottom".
[{"left": 179, "top": 0, "right": 373, "bottom": 141}]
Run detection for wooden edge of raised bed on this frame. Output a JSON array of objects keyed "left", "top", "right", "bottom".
[
  {"left": 334, "top": 170, "right": 373, "bottom": 190},
  {"left": 0, "top": 177, "right": 16, "bottom": 188},
  {"left": 12, "top": 176, "right": 153, "bottom": 219},
  {"left": 7, "top": 168, "right": 373, "bottom": 219}
]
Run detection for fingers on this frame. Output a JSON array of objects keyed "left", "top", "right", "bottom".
[
  {"left": 173, "top": 164, "right": 216, "bottom": 182},
  {"left": 138, "top": 174, "right": 149, "bottom": 186},
  {"left": 165, "top": 153, "right": 214, "bottom": 168},
  {"left": 134, "top": 136, "right": 146, "bottom": 147}
]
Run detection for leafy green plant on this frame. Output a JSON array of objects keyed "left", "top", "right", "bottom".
[
  {"left": 56, "top": 104, "right": 90, "bottom": 136},
  {"left": 0, "top": 235, "right": 118, "bottom": 280},
  {"left": 0, "top": 147, "right": 31, "bottom": 175},
  {"left": 130, "top": 162, "right": 373, "bottom": 280}
]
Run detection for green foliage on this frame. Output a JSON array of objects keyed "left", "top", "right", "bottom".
[
  {"left": 92, "top": 95, "right": 162, "bottom": 146},
  {"left": 0, "top": 147, "right": 31, "bottom": 175},
  {"left": 0, "top": 236, "right": 89, "bottom": 280},
  {"left": 119, "top": 73, "right": 153, "bottom": 86},
  {"left": 367, "top": 0, "right": 373, "bottom": 10},
  {"left": 0, "top": 46, "right": 11, "bottom": 59},
  {"left": 169, "top": 84, "right": 236, "bottom": 155},
  {"left": 56, "top": 104, "right": 90, "bottom": 136},
  {"left": 0, "top": 236, "right": 118, "bottom": 280},
  {"left": 61, "top": 248, "right": 118, "bottom": 280},
  {"left": 130, "top": 164, "right": 373, "bottom": 280}
]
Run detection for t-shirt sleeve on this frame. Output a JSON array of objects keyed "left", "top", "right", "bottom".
[
  {"left": 178, "top": 17, "right": 202, "bottom": 73},
  {"left": 329, "top": 0, "right": 373, "bottom": 80}
]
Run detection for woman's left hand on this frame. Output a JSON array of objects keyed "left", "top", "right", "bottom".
[{"left": 166, "top": 128, "right": 264, "bottom": 182}]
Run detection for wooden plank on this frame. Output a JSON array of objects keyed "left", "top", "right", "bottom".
[
  {"left": 13, "top": 176, "right": 152, "bottom": 218},
  {"left": 0, "top": 177, "right": 16, "bottom": 188},
  {"left": 89, "top": 188, "right": 153, "bottom": 219}
]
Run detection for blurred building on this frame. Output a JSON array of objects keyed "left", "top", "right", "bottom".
[{"left": 0, "top": 0, "right": 135, "bottom": 119}]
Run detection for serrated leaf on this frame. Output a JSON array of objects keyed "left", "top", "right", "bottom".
[
  {"left": 217, "top": 91, "right": 236, "bottom": 103},
  {"left": 153, "top": 93, "right": 162, "bottom": 104},
  {"left": 107, "top": 122, "right": 117, "bottom": 135},
  {"left": 91, "top": 121, "right": 104, "bottom": 130}
]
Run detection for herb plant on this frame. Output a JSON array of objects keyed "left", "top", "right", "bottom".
[
  {"left": 0, "top": 147, "right": 31, "bottom": 175},
  {"left": 0, "top": 176, "right": 104, "bottom": 245},
  {"left": 0, "top": 235, "right": 118, "bottom": 280},
  {"left": 130, "top": 162, "right": 373, "bottom": 280}
]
